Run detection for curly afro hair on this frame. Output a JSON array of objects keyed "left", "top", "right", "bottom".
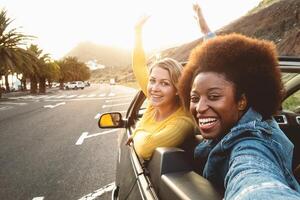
[{"left": 178, "top": 33, "right": 284, "bottom": 119}]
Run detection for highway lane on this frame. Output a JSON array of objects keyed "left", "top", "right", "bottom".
[{"left": 0, "top": 84, "right": 137, "bottom": 200}]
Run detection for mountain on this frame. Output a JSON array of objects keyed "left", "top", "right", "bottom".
[
  {"left": 66, "top": 41, "right": 131, "bottom": 68},
  {"left": 89, "top": 0, "right": 300, "bottom": 83},
  {"left": 156, "top": 0, "right": 300, "bottom": 63}
]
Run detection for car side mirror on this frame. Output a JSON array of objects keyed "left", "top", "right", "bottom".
[{"left": 98, "top": 112, "right": 124, "bottom": 128}]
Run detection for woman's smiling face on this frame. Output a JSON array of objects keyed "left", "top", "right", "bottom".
[{"left": 190, "top": 72, "right": 245, "bottom": 140}]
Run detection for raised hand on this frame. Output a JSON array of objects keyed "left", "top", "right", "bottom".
[
  {"left": 135, "top": 15, "right": 150, "bottom": 31},
  {"left": 193, "top": 3, "right": 203, "bottom": 21}
]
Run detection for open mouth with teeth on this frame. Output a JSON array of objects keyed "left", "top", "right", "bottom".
[{"left": 198, "top": 118, "right": 218, "bottom": 130}]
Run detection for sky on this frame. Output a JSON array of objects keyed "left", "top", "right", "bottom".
[{"left": 0, "top": 0, "right": 262, "bottom": 60}]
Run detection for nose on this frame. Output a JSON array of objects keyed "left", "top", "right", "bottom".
[
  {"left": 195, "top": 98, "right": 209, "bottom": 113},
  {"left": 150, "top": 82, "right": 160, "bottom": 92}
]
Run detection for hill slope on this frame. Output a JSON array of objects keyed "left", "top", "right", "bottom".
[
  {"left": 66, "top": 41, "right": 131, "bottom": 67},
  {"left": 159, "top": 0, "right": 300, "bottom": 62}
]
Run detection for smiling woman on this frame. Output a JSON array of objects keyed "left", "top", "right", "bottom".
[{"left": 178, "top": 33, "right": 300, "bottom": 199}]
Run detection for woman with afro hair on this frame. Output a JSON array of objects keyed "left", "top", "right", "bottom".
[{"left": 178, "top": 33, "right": 300, "bottom": 199}]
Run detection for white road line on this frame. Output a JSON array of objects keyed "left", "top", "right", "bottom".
[
  {"left": 0, "top": 106, "right": 13, "bottom": 111},
  {"left": 75, "top": 130, "right": 119, "bottom": 145},
  {"left": 98, "top": 93, "right": 106, "bottom": 97},
  {"left": 35, "top": 95, "right": 48, "bottom": 99},
  {"left": 108, "top": 92, "right": 115, "bottom": 96},
  {"left": 43, "top": 102, "right": 66, "bottom": 108},
  {"left": 78, "top": 182, "right": 115, "bottom": 200},
  {"left": 32, "top": 197, "right": 44, "bottom": 200},
  {"left": 87, "top": 94, "right": 96, "bottom": 97},
  {"left": 0, "top": 102, "right": 27, "bottom": 105},
  {"left": 78, "top": 94, "right": 87, "bottom": 98},
  {"left": 102, "top": 103, "right": 130, "bottom": 108},
  {"left": 94, "top": 113, "right": 101, "bottom": 119},
  {"left": 56, "top": 95, "right": 66, "bottom": 98},
  {"left": 105, "top": 98, "right": 132, "bottom": 103},
  {"left": 66, "top": 95, "right": 77, "bottom": 98},
  {"left": 44, "top": 95, "right": 58, "bottom": 99}
]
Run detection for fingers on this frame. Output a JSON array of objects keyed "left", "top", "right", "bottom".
[{"left": 125, "top": 137, "right": 133, "bottom": 146}]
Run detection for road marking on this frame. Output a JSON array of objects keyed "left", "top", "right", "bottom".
[
  {"left": 87, "top": 94, "right": 96, "bottom": 97},
  {"left": 75, "top": 130, "right": 119, "bottom": 145},
  {"left": 32, "top": 197, "right": 44, "bottom": 200},
  {"left": 0, "top": 102, "right": 27, "bottom": 105},
  {"left": 108, "top": 92, "right": 115, "bottom": 96},
  {"left": 78, "top": 182, "right": 115, "bottom": 200},
  {"left": 0, "top": 106, "right": 13, "bottom": 111},
  {"left": 78, "top": 94, "right": 87, "bottom": 98},
  {"left": 66, "top": 95, "right": 77, "bottom": 98},
  {"left": 105, "top": 98, "right": 132, "bottom": 103},
  {"left": 44, "top": 95, "right": 58, "bottom": 99},
  {"left": 56, "top": 95, "right": 66, "bottom": 98},
  {"left": 102, "top": 102, "right": 130, "bottom": 108},
  {"left": 94, "top": 113, "right": 101, "bottom": 119},
  {"left": 99, "top": 93, "right": 106, "bottom": 97},
  {"left": 43, "top": 102, "right": 66, "bottom": 108},
  {"left": 35, "top": 95, "right": 47, "bottom": 99}
]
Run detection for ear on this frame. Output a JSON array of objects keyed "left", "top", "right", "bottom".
[{"left": 238, "top": 94, "right": 247, "bottom": 111}]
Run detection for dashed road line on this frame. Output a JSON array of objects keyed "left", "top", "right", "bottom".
[
  {"left": 102, "top": 102, "right": 130, "bottom": 108},
  {"left": 78, "top": 182, "right": 115, "bottom": 200},
  {"left": 87, "top": 94, "right": 96, "bottom": 97},
  {"left": 0, "top": 102, "right": 27, "bottom": 105},
  {"left": 43, "top": 102, "right": 66, "bottom": 108},
  {"left": 78, "top": 94, "right": 87, "bottom": 98},
  {"left": 32, "top": 197, "right": 44, "bottom": 200},
  {"left": 0, "top": 106, "right": 13, "bottom": 111},
  {"left": 105, "top": 98, "right": 132, "bottom": 103}
]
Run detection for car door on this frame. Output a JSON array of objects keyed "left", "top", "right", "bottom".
[{"left": 114, "top": 91, "right": 158, "bottom": 200}]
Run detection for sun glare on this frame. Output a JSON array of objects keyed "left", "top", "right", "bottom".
[{"left": 1, "top": 0, "right": 261, "bottom": 59}]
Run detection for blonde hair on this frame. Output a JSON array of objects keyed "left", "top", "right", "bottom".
[{"left": 149, "top": 58, "right": 183, "bottom": 91}]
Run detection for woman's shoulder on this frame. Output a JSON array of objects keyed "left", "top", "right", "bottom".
[{"left": 168, "top": 107, "right": 195, "bottom": 125}]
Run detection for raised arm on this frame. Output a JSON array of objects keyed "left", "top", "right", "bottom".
[
  {"left": 193, "top": 3, "right": 211, "bottom": 35},
  {"left": 225, "top": 140, "right": 300, "bottom": 199},
  {"left": 132, "top": 15, "right": 150, "bottom": 95}
]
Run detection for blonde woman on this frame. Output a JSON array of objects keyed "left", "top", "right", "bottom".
[{"left": 127, "top": 3, "right": 212, "bottom": 160}]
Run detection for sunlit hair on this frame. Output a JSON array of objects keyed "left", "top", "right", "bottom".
[
  {"left": 178, "top": 33, "right": 284, "bottom": 119},
  {"left": 149, "top": 57, "right": 183, "bottom": 92}
]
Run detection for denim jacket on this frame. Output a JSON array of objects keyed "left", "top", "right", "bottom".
[{"left": 195, "top": 108, "right": 300, "bottom": 200}]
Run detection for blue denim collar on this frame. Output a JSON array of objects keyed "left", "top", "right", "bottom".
[{"left": 236, "top": 107, "right": 262, "bottom": 125}]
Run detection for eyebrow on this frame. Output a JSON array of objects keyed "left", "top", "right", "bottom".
[
  {"left": 207, "top": 87, "right": 223, "bottom": 92},
  {"left": 149, "top": 77, "right": 171, "bottom": 82}
]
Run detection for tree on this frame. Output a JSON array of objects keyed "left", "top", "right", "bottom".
[
  {"left": 0, "top": 9, "right": 32, "bottom": 96},
  {"left": 26, "top": 44, "right": 59, "bottom": 94},
  {"left": 57, "top": 56, "right": 90, "bottom": 89}
]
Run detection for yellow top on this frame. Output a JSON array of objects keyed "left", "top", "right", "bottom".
[{"left": 131, "top": 29, "right": 195, "bottom": 160}]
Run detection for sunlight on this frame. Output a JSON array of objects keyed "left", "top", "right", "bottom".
[{"left": 1, "top": 0, "right": 261, "bottom": 58}]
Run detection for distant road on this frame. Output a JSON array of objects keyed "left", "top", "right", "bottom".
[{"left": 0, "top": 84, "right": 137, "bottom": 200}]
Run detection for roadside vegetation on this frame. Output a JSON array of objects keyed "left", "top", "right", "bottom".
[{"left": 0, "top": 9, "right": 91, "bottom": 98}]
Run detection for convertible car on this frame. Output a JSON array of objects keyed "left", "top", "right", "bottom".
[{"left": 98, "top": 56, "right": 300, "bottom": 200}]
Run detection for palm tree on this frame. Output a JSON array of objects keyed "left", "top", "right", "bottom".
[{"left": 0, "top": 9, "right": 32, "bottom": 96}]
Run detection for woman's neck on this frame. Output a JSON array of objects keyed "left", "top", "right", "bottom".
[{"left": 154, "top": 101, "right": 180, "bottom": 122}]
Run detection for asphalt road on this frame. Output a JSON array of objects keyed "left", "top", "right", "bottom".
[{"left": 0, "top": 84, "right": 137, "bottom": 200}]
